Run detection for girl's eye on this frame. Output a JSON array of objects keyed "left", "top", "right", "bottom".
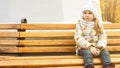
[
  {"left": 83, "top": 12, "right": 87, "bottom": 14},
  {"left": 88, "top": 12, "right": 92, "bottom": 14},
  {"left": 83, "top": 11, "right": 93, "bottom": 15}
]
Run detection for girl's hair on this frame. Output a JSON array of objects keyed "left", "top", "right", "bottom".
[
  {"left": 83, "top": 10, "right": 103, "bottom": 35},
  {"left": 93, "top": 17, "right": 103, "bottom": 35}
]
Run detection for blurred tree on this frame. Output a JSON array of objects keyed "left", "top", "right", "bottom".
[{"left": 100, "top": 0, "right": 120, "bottom": 23}]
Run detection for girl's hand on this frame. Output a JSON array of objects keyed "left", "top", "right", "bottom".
[
  {"left": 89, "top": 46, "right": 100, "bottom": 57},
  {"left": 81, "top": 45, "right": 87, "bottom": 49}
]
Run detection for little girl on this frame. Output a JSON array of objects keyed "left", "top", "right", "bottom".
[{"left": 74, "top": 4, "right": 115, "bottom": 68}]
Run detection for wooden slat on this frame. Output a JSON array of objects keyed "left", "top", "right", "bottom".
[
  {"left": 103, "top": 23, "right": 120, "bottom": 29},
  {"left": 0, "top": 59, "right": 81, "bottom": 67},
  {"left": 0, "top": 47, "right": 18, "bottom": 53},
  {"left": 0, "top": 65, "right": 120, "bottom": 68},
  {"left": 19, "top": 39, "right": 120, "bottom": 46},
  {"left": 108, "top": 39, "right": 120, "bottom": 44},
  {"left": 20, "top": 24, "right": 120, "bottom": 30},
  {"left": 20, "top": 40, "right": 75, "bottom": 46},
  {"left": 0, "top": 58, "right": 120, "bottom": 67},
  {"left": 20, "top": 32, "right": 120, "bottom": 38},
  {"left": 0, "top": 40, "right": 19, "bottom": 46},
  {"left": 44, "top": 64, "right": 120, "bottom": 68},
  {"left": 21, "top": 24, "right": 75, "bottom": 30},
  {"left": 20, "top": 32, "right": 74, "bottom": 38},
  {"left": 0, "top": 32, "right": 19, "bottom": 38},
  {"left": 18, "top": 46, "right": 120, "bottom": 53},
  {"left": 0, "top": 24, "right": 119, "bottom": 30},
  {"left": 0, "top": 31, "right": 118, "bottom": 38},
  {"left": 107, "top": 46, "right": 120, "bottom": 51},
  {"left": 107, "top": 32, "right": 120, "bottom": 37},
  {"left": 0, "top": 54, "right": 120, "bottom": 60},
  {"left": 18, "top": 47, "right": 75, "bottom": 53},
  {"left": 0, "top": 24, "right": 20, "bottom": 29}
]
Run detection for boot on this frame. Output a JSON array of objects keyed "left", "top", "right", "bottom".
[
  {"left": 104, "top": 63, "right": 115, "bottom": 68},
  {"left": 86, "top": 64, "right": 94, "bottom": 68}
]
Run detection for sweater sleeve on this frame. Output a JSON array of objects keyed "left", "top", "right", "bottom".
[
  {"left": 74, "top": 23, "right": 91, "bottom": 49},
  {"left": 96, "top": 23, "right": 107, "bottom": 49}
]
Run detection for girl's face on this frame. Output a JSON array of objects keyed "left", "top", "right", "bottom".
[{"left": 83, "top": 10, "right": 95, "bottom": 22}]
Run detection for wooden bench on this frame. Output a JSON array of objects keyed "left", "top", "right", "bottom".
[
  {"left": 0, "top": 21, "right": 120, "bottom": 68},
  {"left": 0, "top": 24, "right": 20, "bottom": 54}
]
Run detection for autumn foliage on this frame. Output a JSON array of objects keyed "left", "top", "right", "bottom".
[{"left": 100, "top": 0, "right": 120, "bottom": 23}]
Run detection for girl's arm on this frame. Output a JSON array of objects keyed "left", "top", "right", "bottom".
[
  {"left": 74, "top": 23, "right": 91, "bottom": 49},
  {"left": 96, "top": 23, "right": 107, "bottom": 50}
]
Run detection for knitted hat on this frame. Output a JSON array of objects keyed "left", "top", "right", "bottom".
[{"left": 80, "top": 0, "right": 101, "bottom": 21}]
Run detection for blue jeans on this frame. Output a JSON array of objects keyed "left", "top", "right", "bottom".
[{"left": 78, "top": 48, "right": 111, "bottom": 68}]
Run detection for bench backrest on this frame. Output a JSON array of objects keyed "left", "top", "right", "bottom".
[
  {"left": 18, "top": 23, "right": 120, "bottom": 55},
  {"left": 19, "top": 24, "right": 75, "bottom": 55},
  {"left": 0, "top": 23, "right": 120, "bottom": 55},
  {"left": 0, "top": 24, "right": 20, "bottom": 53}
]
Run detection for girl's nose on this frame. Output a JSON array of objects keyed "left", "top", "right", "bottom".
[{"left": 86, "top": 14, "right": 89, "bottom": 17}]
